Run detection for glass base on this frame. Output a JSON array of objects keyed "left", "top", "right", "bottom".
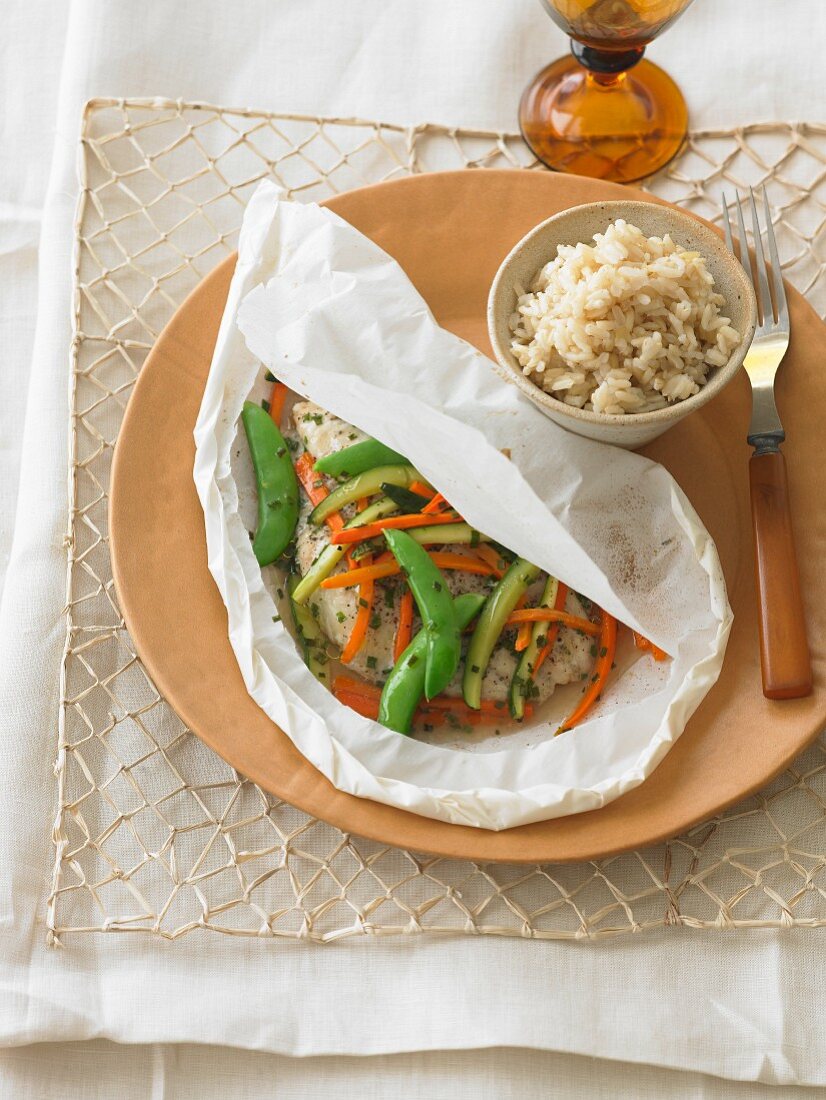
[{"left": 519, "top": 55, "right": 688, "bottom": 183}]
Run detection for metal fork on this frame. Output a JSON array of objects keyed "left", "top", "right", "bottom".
[{"left": 722, "top": 188, "right": 811, "bottom": 699}]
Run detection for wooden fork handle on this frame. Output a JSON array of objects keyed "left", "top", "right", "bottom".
[{"left": 749, "top": 450, "right": 812, "bottom": 699}]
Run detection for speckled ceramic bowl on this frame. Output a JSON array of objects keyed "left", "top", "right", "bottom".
[{"left": 487, "top": 200, "right": 757, "bottom": 449}]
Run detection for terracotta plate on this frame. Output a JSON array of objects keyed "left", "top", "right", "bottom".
[{"left": 110, "top": 170, "right": 826, "bottom": 862}]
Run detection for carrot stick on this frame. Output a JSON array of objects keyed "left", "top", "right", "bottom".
[
  {"left": 320, "top": 552, "right": 496, "bottom": 589},
  {"left": 339, "top": 498, "right": 376, "bottom": 651},
  {"left": 294, "top": 452, "right": 326, "bottom": 506},
  {"left": 409, "top": 481, "right": 436, "bottom": 500},
  {"left": 427, "top": 552, "right": 495, "bottom": 575},
  {"left": 508, "top": 590, "right": 531, "bottom": 652},
  {"left": 334, "top": 689, "right": 380, "bottom": 720},
  {"left": 340, "top": 556, "right": 374, "bottom": 664},
  {"left": 394, "top": 589, "right": 414, "bottom": 662},
  {"left": 331, "top": 513, "right": 463, "bottom": 545},
  {"left": 556, "top": 609, "right": 617, "bottom": 734},
  {"left": 333, "top": 676, "right": 381, "bottom": 701},
  {"left": 533, "top": 583, "right": 569, "bottom": 676},
  {"left": 269, "top": 381, "right": 288, "bottom": 426},
  {"left": 633, "top": 630, "right": 669, "bottom": 661},
  {"left": 294, "top": 451, "right": 344, "bottom": 533},
  {"left": 335, "top": 690, "right": 487, "bottom": 727},
  {"left": 334, "top": 677, "right": 498, "bottom": 713},
  {"left": 514, "top": 607, "right": 532, "bottom": 651},
  {"left": 422, "top": 492, "right": 450, "bottom": 515},
  {"left": 506, "top": 609, "right": 600, "bottom": 636},
  {"left": 472, "top": 544, "right": 507, "bottom": 577}
]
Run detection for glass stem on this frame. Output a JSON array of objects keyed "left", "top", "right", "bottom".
[
  {"left": 589, "top": 71, "right": 624, "bottom": 89},
  {"left": 570, "top": 40, "right": 645, "bottom": 78}
]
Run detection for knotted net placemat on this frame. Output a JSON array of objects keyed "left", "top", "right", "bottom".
[{"left": 49, "top": 98, "right": 826, "bottom": 943}]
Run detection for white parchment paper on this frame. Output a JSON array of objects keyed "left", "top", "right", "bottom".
[{"left": 192, "top": 180, "right": 731, "bottom": 830}]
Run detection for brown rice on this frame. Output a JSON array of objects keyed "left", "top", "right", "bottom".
[{"left": 508, "top": 219, "right": 741, "bottom": 416}]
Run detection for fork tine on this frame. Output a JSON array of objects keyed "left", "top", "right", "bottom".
[
  {"left": 748, "top": 187, "right": 774, "bottom": 324},
  {"left": 733, "top": 191, "right": 754, "bottom": 305},
  {"left": 722, "top": 192, "right": 736, "bottom": 257},
  {"left": 762, "top": 187, "right": 789, "bottom": 329}
]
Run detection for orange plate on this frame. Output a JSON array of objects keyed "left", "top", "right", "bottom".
[{"left": 110, "top": 170, "right": 826, "bottom": 862}]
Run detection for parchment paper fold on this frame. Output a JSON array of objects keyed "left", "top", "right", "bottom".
[{"left": 192, "top": 181, "right": 731, "bottom": 830}]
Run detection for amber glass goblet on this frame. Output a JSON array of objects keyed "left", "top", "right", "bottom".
[{"left": 520, "top": 0, "right": 696, "bottom": 182}]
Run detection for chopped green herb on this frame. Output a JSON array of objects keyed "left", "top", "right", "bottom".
[{"left": 366, "top": 656, "right": 378, "bottom": 670}]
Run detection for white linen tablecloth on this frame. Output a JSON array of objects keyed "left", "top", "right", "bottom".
[{"left": 2, "top": 1, "right": 826, "bottom": 1095}]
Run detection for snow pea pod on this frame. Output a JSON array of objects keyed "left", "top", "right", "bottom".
[
  {"left": 383, "top": 529, "right": 460, "bottom": 699},
  {"left": 379, "top": 593, "right": 486, "bottom": 735},
  {"left": 314, "top": 438, "right": 409, "bottom": 479},
  {"left": 309, "top": 465, "right": 423, "bottom": 526},
  {"left": 241, "top": 401, "right": 299, "bottom": 566},
  {"left": 463, "top": 557, "right": 541, "bottom": 709}
]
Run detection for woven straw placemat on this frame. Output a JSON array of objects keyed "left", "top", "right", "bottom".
[{"left": 49, "top": 98, "right": 826, "bottom": 943}]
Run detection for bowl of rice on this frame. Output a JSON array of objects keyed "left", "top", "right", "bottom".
[{"left": 487, "top": 201, "right": 757, "bottom": 449}]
